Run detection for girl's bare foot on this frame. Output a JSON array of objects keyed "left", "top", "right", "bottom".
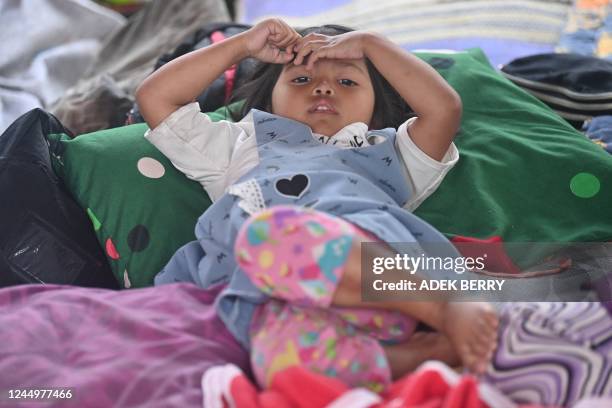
[
  {"left": 330, "top": 238, "right": 499, "bottom": 375},
  {"left": 440, "top": 302, "right": 499, "bottom": 374},
  {"left": 384, "top": 331, "right": 460, "bottom": 379}
]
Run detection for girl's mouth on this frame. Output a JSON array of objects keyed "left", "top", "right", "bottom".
[{"left": 308, "top": 100, "right": 338, "bottom": 114}]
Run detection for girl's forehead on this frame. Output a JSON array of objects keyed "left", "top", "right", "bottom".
[{"left": 283, "top": 58, "right": 367, "bottom": 74}]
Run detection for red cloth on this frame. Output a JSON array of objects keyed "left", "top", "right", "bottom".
[
  {"left": 219, "top": 366, "right": 347, "bottom": 408},
  {"left": 451, "top": 235, "right": 571, "bottom": 277},
  {"left": 378, "top": 369, "right": 487, "bottom": 408},
  {"left": 451, "top": 235, "right": 522, "bottom": 275},
  {"left": 203, "top": 362, "right": 518, "bottom": 408},
  {"left": 268, "top": 367, "right": 348, "bottom": 407}
]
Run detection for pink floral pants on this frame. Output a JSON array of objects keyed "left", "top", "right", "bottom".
[{"left": 235, "top": 205, "right": 416, "bottom": 392}]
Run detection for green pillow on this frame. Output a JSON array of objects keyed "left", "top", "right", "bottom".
[
  {"left": 415, "top": 49, "right": 612, "bottom": 267},
  {"left": 413, "top": 48, "right": 612, "bottom": 265},
  {"left": 50, "top": 49, "right": 612, "bottom": 287},
  {"left": 48, "top": 105, "right": 236, "bottom": 288}
]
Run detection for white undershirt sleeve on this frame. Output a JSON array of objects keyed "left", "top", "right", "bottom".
[
  {"left": 395, "top": 117, "right": 460, "bottom": 211},
  {"left": 144, "top": 102, "right": 250, "bottom": 201}
]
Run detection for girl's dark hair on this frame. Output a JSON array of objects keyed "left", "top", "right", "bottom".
[{"left": 229, "top": 24, "right": 413, "bottom": 129}]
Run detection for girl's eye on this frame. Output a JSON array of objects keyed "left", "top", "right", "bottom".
[
  {"left": 339, "top": 79, "right": 357, "bottom": 86},
  {"left": 291, "top": 76, "right": 310, "bottom": 84}
]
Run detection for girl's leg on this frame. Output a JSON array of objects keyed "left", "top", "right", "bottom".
[
  {"left": 236, "top": 205, "right": 498, "bottom": 374},
  {"left": 334, "top": 234, "right": 499, "bottom": 374},
  {"left": 235, "top": 205, "right": 371, "bottom": 308},
  {"left": 250, "top": 300, "right": 461, "bottom": 390},
  {"left": 235, "top": 205, "right": 415, "bottom": 340},
  {"left": 250, "top": 299, "right": 392, "bottom": 392},
  {"left": 383, "top": 331, "right": 460, "bottom": 379}
]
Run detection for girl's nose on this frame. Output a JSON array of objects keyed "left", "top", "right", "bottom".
[{"left": 313, "top": 81, "right": 334, "bottom": 96}]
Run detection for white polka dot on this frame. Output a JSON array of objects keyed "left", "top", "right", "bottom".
[
  {"left": 137, "top": 157, "right": 165, "bottom": 179},
  {"left": 123, "top": 269, "right": 132, "bottom": 289}
]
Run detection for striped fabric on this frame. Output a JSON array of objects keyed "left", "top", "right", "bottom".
[
  {"left": 238, "top": 0, "right": 572, "bottom": 67},
  {"left": 500, "top": 53, "right": 612, "bottom": 126},
  {"left": 485, "top": 302, "right": 612, "bottom": 406},
  {"left": 500, "top": 77, "right": 612, "bottom": 124}
]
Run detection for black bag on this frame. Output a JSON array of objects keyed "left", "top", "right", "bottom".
[
  {"left": 0, "top": 109, "right": 118, "bottom": 288},
  {"left": 500, "top": 53, "right": 612, "bottom": 128},
  {"left": 127, "top": 22, "right": 256, "bottom": 124}
]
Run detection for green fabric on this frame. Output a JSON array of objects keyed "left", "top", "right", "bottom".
[
  {"left": 48, "top": 104, "right": 238, "bottom": 288},
  {"left": 49, "top": 49, "right": 612, "bottom": 287},
  {"left": 412, "top": 49, "right": 612, "bottom": 254}
]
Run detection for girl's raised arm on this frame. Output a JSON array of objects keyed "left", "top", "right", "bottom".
[
  {"left": 362, "top": 34, "right": 462, "bottom": 161},
  {"left": 294, "top": 31, "right": 462, "bottom": 161},
  {"left": 136, "top": 19, "right": 301, "bottom": 129}
]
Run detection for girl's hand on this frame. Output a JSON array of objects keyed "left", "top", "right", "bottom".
[
  {"left": 293, "top": 31, "right": 373, "bottom": 70},
  {"left": 243, "top": 18, "right": 301, "bottom": 64}
]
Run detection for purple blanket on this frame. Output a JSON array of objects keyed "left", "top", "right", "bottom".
[{"left": 0, "top": 283, "right": 249, "bottom": 407}]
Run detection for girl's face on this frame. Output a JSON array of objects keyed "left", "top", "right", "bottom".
[{"left": 271, "top": 58, "right": 375, "bottom": 136}]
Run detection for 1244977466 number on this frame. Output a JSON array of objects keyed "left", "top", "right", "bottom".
[{"left": 6, "top": 388, "right": 73, "bottom": 400}]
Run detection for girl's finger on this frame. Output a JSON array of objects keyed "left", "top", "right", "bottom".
[
  {"left": 295, "top": 40, "right": 328, "bottom": 64},
  {"left": 295, "top": 33, "right": 321, "bottom": 49},
  {"left": 279, "top": 20, "right": 296, "bottom": 34},
  {"left": 276, "top": 41, "right": 295, "bottom": 61},
  {"left": 277, "top": 32, "right": 298, "bottom": 49},
  {"left": 286, "top": 38, "right": 300, "bottom": 56},
  {"left": 294, "top": 38, "right": 304, "bottom": 52},
  {"left": 270, "top": 20, "right": 287, "bottom": 39},
  {"left": 267, "top": 47, "right": 281, "bottom": 64},
  {"left": 293, "top": 44, "right": 314, "bottom": 65},
  {"left": 303, "top": 32, "right": 328, "bottom": 41},
  {"left": 280, "top": 24, "right": 300, "bottom": 43},
  {"left": 306, "top": 48, "right": 326, "bottom": 70},
  {"left": 270, "top": 27, "right": 289, "bottom": 43},
  {"left": 295, "top": 34, "right": 326, "bottom": 52},
  {"left": 292, "top": 33, "right": 302, "bottom": 47},
  {"left": 306, "top": 45, "right": 334, "bottom": 70},
  {"left": 270, "top": 23, "right": 290, "bottom": 41},
  {"left": 281, "top": 49, "right": 295, "bottom": 63},
  {"left": 280, "top": 29, "right": 301, "bottom": 49},
  {"left": 275, "top": 49, "right": 293, "bottom": 64},
  {"left": 269, "top": 33, "right": 285, "bottom": 46}
]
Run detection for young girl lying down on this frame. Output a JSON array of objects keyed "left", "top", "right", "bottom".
[{"left": 136, "top": 19, "right": 611, "bottom": 403}]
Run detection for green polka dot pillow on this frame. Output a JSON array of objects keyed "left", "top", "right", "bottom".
[
  {"left": 412, "top": 48, "right": 612, "bottom": 251},
  {"left": 48, "top": 49, "right": 612, "bottom": 288},
  {"left": 47, "top": 106, "right": 234, "bottom": 288}
]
